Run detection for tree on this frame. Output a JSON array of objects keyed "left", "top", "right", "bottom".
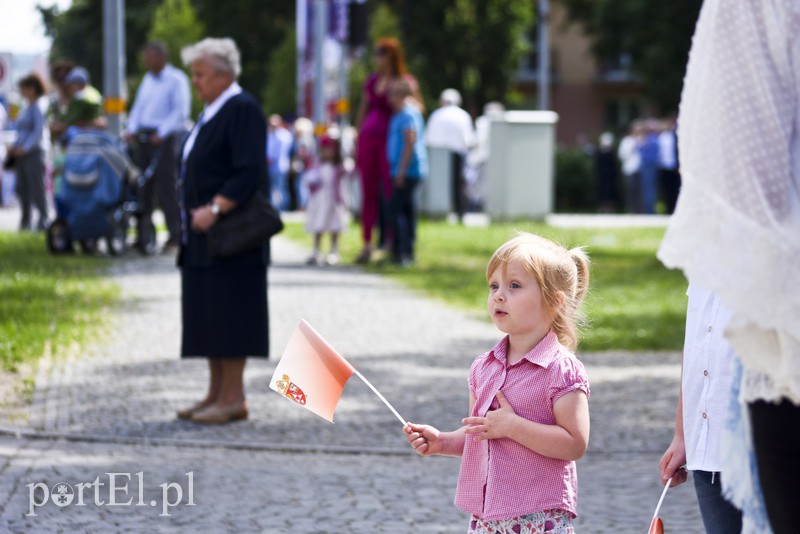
[
  {"left": 192, "top": 0, "right": 295, "bottom": 100},
  {"left": 39, "top": 0, "right": 161, "bottom": 88},
  {"left": 40, "top": 1, "right": 294, "bottom": 108},
  {"left": 343, "top": 1, "right": 533, "bottom": 116},
  {"left": 262, "top": 26, "right": 296, "bottom": 117},
  {"left": 558, "top": 0, "right": 702, "bottom": 114},
  {"left": 148, "top": 0, "right": 204, "bottom": 67},
  {"left": 396, "top": 0, "right": 535, "bottom": 116}
]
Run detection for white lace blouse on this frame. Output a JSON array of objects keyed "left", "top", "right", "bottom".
[{"left": 658, "top": 0, "right": 800, "bottom": 404}]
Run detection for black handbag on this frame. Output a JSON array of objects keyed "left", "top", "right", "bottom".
[
  {"left": 2, "top": 153, "right": 15, "bottom": 170},
  {"left": 207, "top": 190, "right": 284, "bottom": 258}
]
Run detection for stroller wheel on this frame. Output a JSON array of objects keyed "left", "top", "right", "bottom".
[
  {"left": 79, "top": 239, "right": 99, "bottom": 255},
  {"left": 106, "top": 211, "right": 128, "bottom": 256},
  {"left": 46, "top": 219, "right": 73, "bottom": 254},
  {"left": 136, "top": 217, "right": 157, "bottom": 256}
]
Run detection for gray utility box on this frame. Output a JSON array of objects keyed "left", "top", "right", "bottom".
[
  {"left": 420, "top": 146, "right": 452, "bottom": 216},
  {"left": 484, "top": 110, "right": 558, "bottom": 219}
]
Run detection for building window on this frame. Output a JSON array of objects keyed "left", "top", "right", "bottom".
[
  {"left": 517, "top": 24, "right": 557, "bottom": 83},
  {"left": 605, "top": 99, "right": 641, "bottom": 132}
]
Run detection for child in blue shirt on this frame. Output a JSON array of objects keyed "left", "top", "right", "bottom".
[{"left": 386, "top": 78, "right": 427, "bottom": 266}]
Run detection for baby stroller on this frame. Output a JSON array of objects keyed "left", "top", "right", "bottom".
[{"left": 47, "top": 129, "right": 158, "bottom": 255}]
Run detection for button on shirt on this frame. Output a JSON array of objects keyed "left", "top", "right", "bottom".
[
  {"left": 455, "top": 331, "right": 590, "bottom": 520},
  {"left": 127, "top": 63, "right": 191, "bottom": 138},
  {"left": 682, "top": 284, "right": 736, "bottom": 472}
]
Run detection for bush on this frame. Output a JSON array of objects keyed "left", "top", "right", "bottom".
[{"left": 555, "top": 147, "right": 595, "bottom": 213}]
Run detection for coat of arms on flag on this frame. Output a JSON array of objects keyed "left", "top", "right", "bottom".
[{"left": 274, "top": 374, "right": 307, "bottom": 405}]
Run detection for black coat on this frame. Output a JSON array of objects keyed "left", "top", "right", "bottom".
[
  {"left": 178, "top": 91, "right": 269, "bottom": 268},
  {"left": 178, "top": 89, "right": 270, "bottom": 358}
]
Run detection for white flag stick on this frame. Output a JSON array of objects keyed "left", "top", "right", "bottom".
[
  {"left": 652, "top": 477, "right": 672, "bottom": 519},
  {"left": 354, "top": 370, "right": 407, "bottom": 426}
]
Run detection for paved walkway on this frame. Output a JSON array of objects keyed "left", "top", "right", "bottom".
[{"left": 0, "top": 205, "right": 702, "bottom": 533}]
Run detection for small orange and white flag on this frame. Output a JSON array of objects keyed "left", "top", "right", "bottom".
[{"left": 269, "top": 320, "right": 405, "bottom": 425}]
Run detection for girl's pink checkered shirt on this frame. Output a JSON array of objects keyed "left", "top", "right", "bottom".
[{"left": 454, "top": 331, "right": 590, "bottom": 521}]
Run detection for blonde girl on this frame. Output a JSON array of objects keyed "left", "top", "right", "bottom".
[{"left": 404, "top": 232, "right": 591, "bottom": 534}]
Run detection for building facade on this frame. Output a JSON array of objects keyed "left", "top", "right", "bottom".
[{"left": 514, "top": 3, "right": 647, "bottom": 146}]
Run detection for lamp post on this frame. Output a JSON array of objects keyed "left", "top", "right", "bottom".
[
  {"left": 537, "top": 0, "right": 550, "bottom": 110},
  {"left": 102, "top": 0, "right": 126, "bottom": 137},
  {"left": 313, "top": 0, "right": 328, "bottom": 130}
]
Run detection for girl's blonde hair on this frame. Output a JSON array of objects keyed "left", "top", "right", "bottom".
[{"left": 486, "top": 232, "right": 590, "bottom": 351}]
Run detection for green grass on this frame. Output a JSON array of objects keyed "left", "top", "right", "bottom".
[
  {"left": 0, "top": 232, "right": 119, "bottom": 371},
  {"left": 282, "top": 219, "right": 687, "bottom": 351}
]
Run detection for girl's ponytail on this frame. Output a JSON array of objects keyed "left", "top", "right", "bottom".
[{"left": 570, "top": 246, "right": 591, "bottom": 304}]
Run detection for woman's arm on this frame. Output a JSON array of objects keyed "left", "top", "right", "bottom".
[
  {"left": 190, "top": 193, "right": 236, "bottom": 233},
  {"left": 355, "top": 86, "right": 369, "bottom": 132},
  {"left": 463, "top": 390, "right": 590, "bottom": 461},
  {"left": 216, "top": 97, "right": 267, "bottom": 204},
  {"left": 659, "top": 357, "right": 688, "bottom": 487}
]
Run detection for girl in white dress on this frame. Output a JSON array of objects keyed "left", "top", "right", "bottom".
[{"left": 304, "top": 136, "right": 346, "bottom": 265}]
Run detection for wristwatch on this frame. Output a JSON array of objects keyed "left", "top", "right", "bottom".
[{"left": 210, "top": 202, "right": 222, "bottom": 217}]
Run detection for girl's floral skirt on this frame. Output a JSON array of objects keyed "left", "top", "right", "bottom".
[{"left": 468, "top": 509, "right": 573, "bottom": 534}]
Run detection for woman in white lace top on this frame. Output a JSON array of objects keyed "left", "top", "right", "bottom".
[{"left": 657, "top": 2, "right": 800, "bottom": 532}]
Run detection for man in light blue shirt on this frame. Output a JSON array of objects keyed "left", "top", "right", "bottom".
[{"left": 126, "top": 42, "right": 191, "bottom": 251}]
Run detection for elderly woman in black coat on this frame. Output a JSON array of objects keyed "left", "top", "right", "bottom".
[{"left": 176, "top": 37, "right": 269, "bottom": 424}]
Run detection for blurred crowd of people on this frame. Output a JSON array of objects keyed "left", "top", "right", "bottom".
[
  {"left": 1, "top": 59, "right": 107, "bottom": 232},
  {"left": 0, "top": 34, "right": 684, "bottom": 263},
  {"left": 270, "top": 36, "right": 488, "bottom": 267},
  {"left": 591, "top": 116, "right": 681, "bottom": 215}
]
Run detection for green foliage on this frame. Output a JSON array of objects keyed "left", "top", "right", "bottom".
[
  {"left": 368, "top": 2, "right": 402, "bottom": 41},
  {"left": 40, "top": 1, "right": 294, "bottom": 106},
  {"left": 148, "top": 0, "right": 204, "bottom": 67},
  {"left": 0, "top": 233, "right": 119, "bottom": 371},
  {"left": 192, "top": 1, "right": 295, "bottom": 99},
  {"left": 39, "top": 0, "right": 161, "bottom": 89},
  {"left": 554, "top": 147, "right": 595, "bottom": 213},
  {"left": 558, "top": 0, "right": 702, "bottom": 114},
  {"left": 263, "top": 26, "right": 296, "bottom": 117},
  {"left": 398, "top": 0, "right": 535, "bottom": 115},
  {"left": 281, "top": 220, "right": 687, "bottom": 351}
]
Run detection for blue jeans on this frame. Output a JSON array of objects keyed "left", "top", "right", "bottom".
[
  {"left": 389, "top": 178, "right": 420, "bottom": 261},
  {"left": 639, "top": 162, "right": 659, "bottom": 214},
  {"left": 693, "top": 471, "right": 742, "bottom": 534},
  {"left": 269, "top": 168, "right": 289, "bottom": 210}
]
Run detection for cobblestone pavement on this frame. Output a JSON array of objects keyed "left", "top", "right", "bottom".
[{"left": 0, "top": 206, "right": 702, "bottom": 533}]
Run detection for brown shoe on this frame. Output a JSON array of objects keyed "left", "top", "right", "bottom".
[
  {"left": 176, "top": 399, "right": 214, "bottom": 420},
  {"left": 190, "top": 402, "right": 249, "bottom": 424}
]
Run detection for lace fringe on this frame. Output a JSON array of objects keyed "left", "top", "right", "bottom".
[{"left": 720, "top": 358, "right": 772, "bottom": 533}]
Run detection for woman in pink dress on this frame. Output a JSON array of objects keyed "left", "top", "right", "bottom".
[{"left": 354, "top": 37, "right": 422, "bottom": 263}]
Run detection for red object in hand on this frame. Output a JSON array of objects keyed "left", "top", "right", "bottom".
[{"left": 648, "top": 517, "right": 664, "bottom": 534}]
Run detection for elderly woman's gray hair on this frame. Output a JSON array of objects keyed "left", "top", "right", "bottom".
[{"left": 181, "top": 37, "right": 241, "bottom": 79}]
